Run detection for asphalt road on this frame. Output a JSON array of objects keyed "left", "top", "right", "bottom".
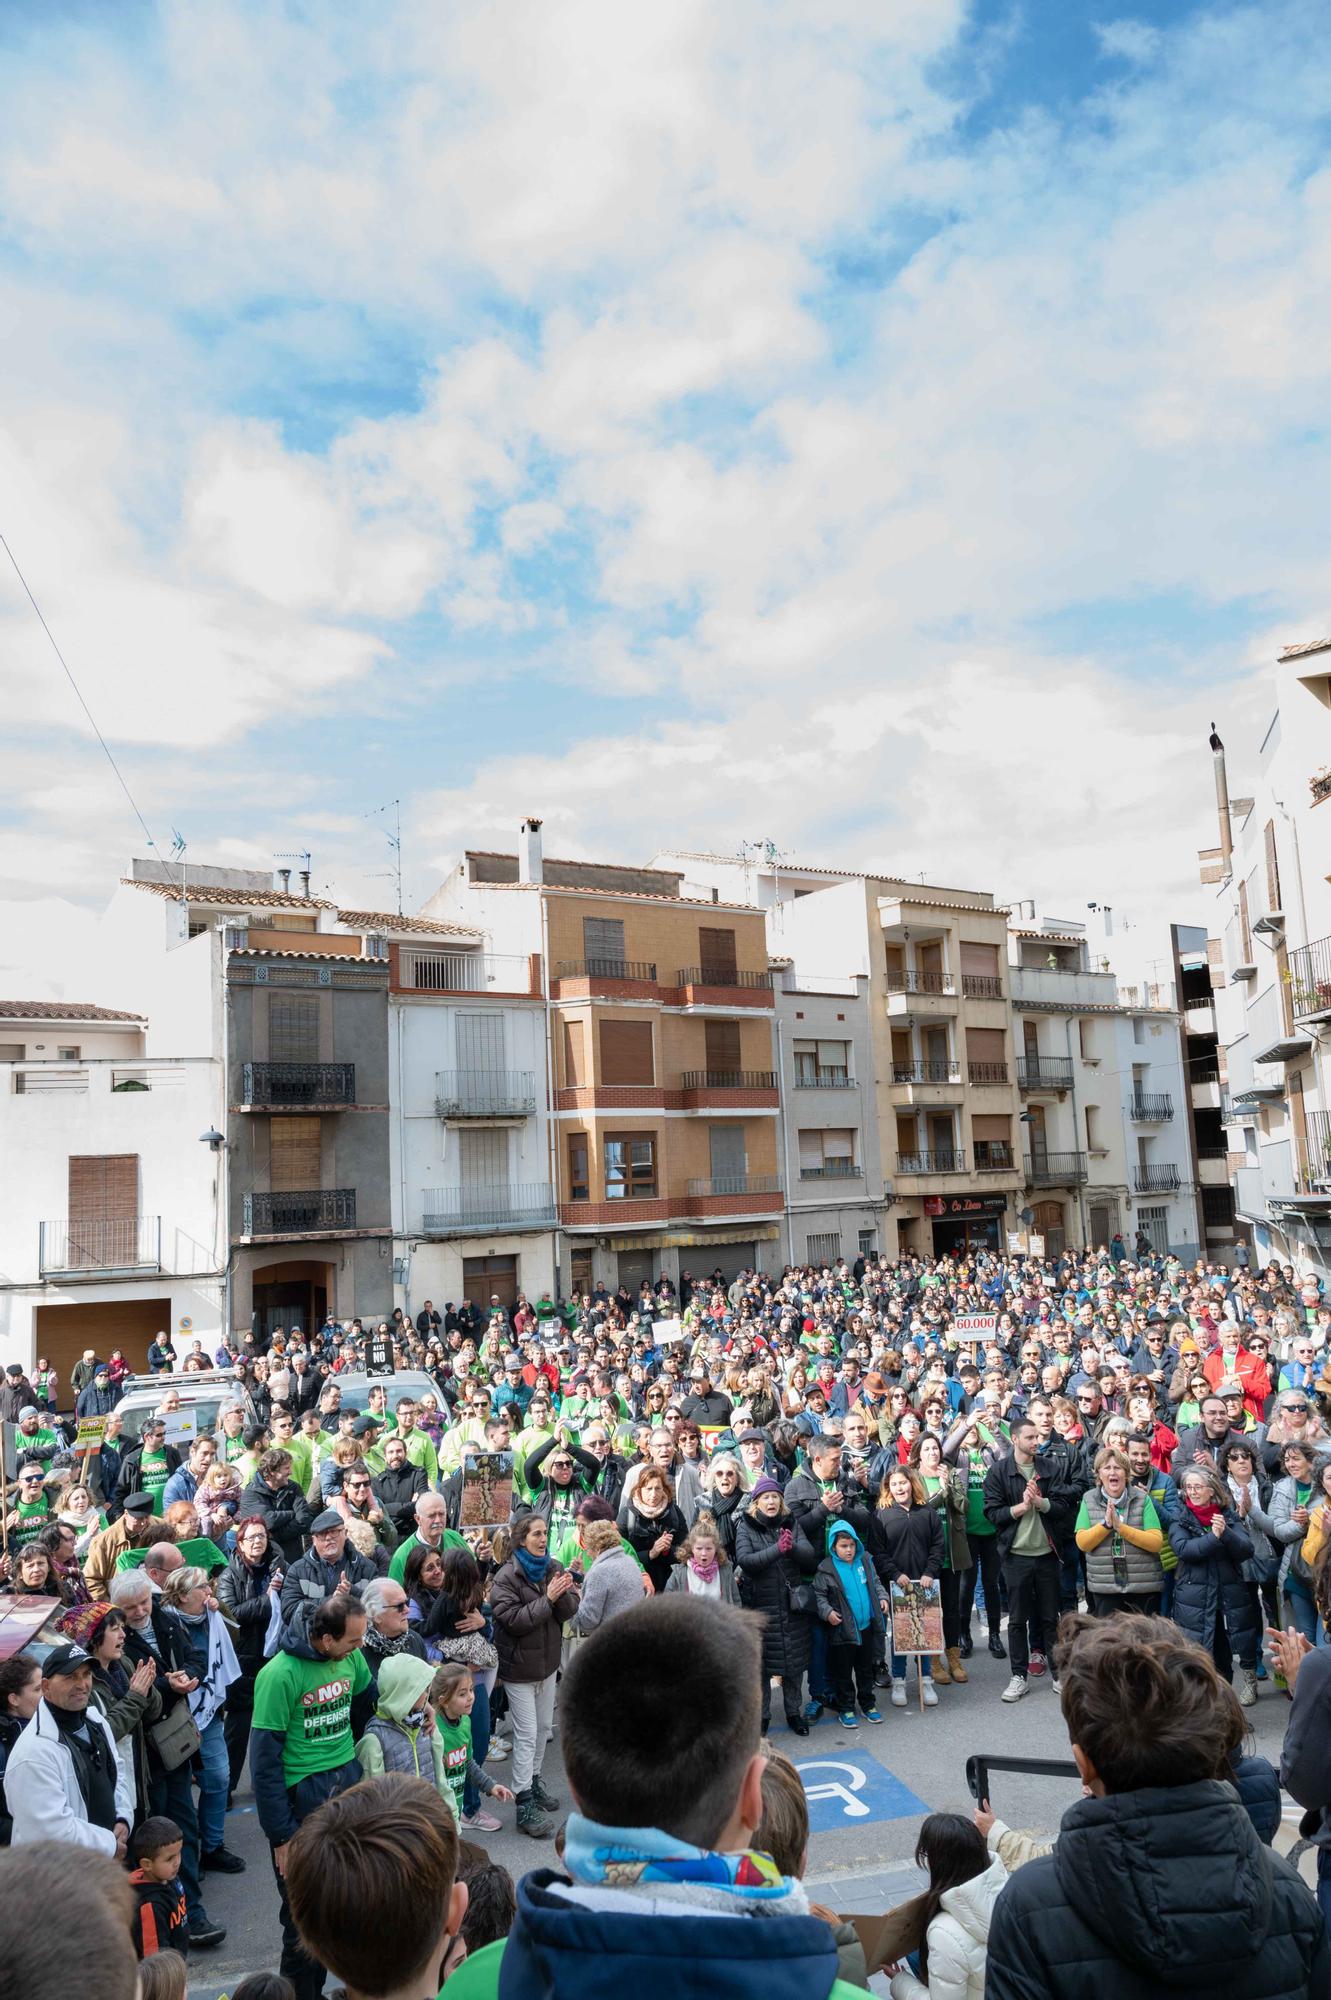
[{"left": 186, "top": 1641, "right": 1305, "bottom": 1998}]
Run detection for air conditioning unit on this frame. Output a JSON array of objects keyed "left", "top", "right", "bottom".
[
  {"left": 363, "top": 933, "right": 389, "bottom": 961},
  {"left": 223, "top": 925, "right": 249, "bottom": 951}
]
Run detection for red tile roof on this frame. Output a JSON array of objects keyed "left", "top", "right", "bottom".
[
  {"left": 121, "top": 879, "right": 334, "bottom": 910},
  {"left": 0, "top": 1001, "right": 145, "bottom": 1021}
]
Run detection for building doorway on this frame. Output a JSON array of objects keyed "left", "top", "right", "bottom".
[
  {"left": 931, "top": 1215, "right": 1000, "bottom": 1256},
  {"left": 462, "top": 1254, "right": 518, "bottom": 1311},
  {"left": 251, "top": 1259, "right": 332, "bottom": 1342},
  {"left": 1032, "top": 1200, "right": 1065, "bottom": 1258}
]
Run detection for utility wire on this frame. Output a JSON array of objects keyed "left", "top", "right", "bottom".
[{"left": 1, "top": 532, "right": 165, "bottom": 859}]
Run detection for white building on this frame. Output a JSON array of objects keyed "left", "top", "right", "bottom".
[
  {"left": 1006, "top": 908, "right": 1196, "bottom": 1259},
  {"left": 769, "top": 967, "right": 886, "bottom": 1268},
  {"left": 385, "top": 920, "right": 557, "bottom": 1313},
  {"left": 0, "top": 1003, "right": 225, "bottom": 1380},
  {"left": 1204, "top": 644, "right": 1331, "bottom": 1274}
]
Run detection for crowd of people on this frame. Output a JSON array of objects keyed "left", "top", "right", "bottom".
[{"left": 2, "top": 1239, "right": 1331, "bottom": 1996}]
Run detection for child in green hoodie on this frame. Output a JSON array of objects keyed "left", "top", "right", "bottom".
[
  {"left": 432, "top": 1662, "right": 514, "bottom": 1833},
  {"left": 354, "top": 1654, "right": 460, "bottom": 1822}
]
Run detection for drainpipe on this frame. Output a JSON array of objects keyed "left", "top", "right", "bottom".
[
  {"left": 539, "top": 896, "right": 561, "bottom": 1300},
  {"left": 775, "top": 1013, "right": 794, "bottom": 1263},
  {"left": 1065, "top": 1015, "right": 1089, "bottom": 1249}
]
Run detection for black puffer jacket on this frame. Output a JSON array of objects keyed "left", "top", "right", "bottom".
[
  {"left": 733, "top": 1507, "right": 818, "bottom": 1680},
  {"left": 985, "top": 1780, "right": 1329, "bottom": 2000},
  {"left": 867, "top": 1501, "right": 943, "bottom": 1586},
  {"left": 216, "top": 1549, "right": 282, "bottom": 1673},
  {"left": 1168, "top": 1505, "right": 1259, "bottom": 1660},
  {"left": 238, "top": 1476, "right": 315, "bottom": 1565}
]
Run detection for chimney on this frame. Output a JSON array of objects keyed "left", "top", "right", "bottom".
[
  {"left": 1209, "top": 723, "right": 1233, "bottom": 878},
  {"left": 300, "top": 868, "right": 311, "bottom": 899},
  {"left": 277, "top": 868, "right": 291, "bottom": 894},
  {"left": 518, "top": 817, "right": 544, "bottom": 885}
]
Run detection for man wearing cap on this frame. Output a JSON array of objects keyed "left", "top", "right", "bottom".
[
  {"left": 279, "top": 1510, "right": 377, "bottom": 1628},
  {"left": 75, "top": 1363, "right": 119, "bottom": 1421},
  {"left": 678, "top": 1363, "right": 732, "bottom": 1429},
  {"left": 0, "top": 1363, "right": 36, "bottom": 1425},
  {"left": 5, "top": 1643, "right": 134, "bottom": 1853},
  {"left": 82, "top": 1490, "right": 158, "bottom": 1599}
]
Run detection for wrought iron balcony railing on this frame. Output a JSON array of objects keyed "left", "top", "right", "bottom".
[
  {"left": 243, "top": 1189, "right": 356, "bottom": 1235},
  {"left": 241, "top": 1062, "right": 355, "bottom": 1108}
]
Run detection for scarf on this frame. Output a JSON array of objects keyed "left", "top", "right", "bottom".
[
  {"left": 563, "top": 1813, "right": 800, "bottom": 1906},
  {"left": 688, "top": 1554, "right": 720, "bottom": 1584},
  {"left": 1186, "top": 1499, "right": 1219, "bottom": 1527},
  {"left": 364, "top": 1622, "right": 414, "bottom": 1661},
  {"left": 515, "top": 1545, "right": 551, "bottom": 1587},
  {"left": 48, "top": 1701, "right": 117, "bottom": 1832}
]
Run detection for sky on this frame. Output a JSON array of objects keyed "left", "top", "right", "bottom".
[{"left": 2, "top": 0, "right": 1329, "bottom": 997}]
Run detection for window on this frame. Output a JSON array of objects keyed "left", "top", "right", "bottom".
[
  {"left": 58, "top": 1046, "right": 81, "bottom": 1060},
  {"left": 1202, "top": 1186, "right": 1235, "bottom": 1226},
  {"left": 270, "top": 995, "right": 319, "bottom": 1063},
  {"left": 1085, "top": 1104, "right": 1101, "bottom": 1151},
  {"left": 187, "top": 919, "right": 208, "bottom": 939},
  {"left": 583, "top": 917, "right": 625, "bottom": 972},
  {"left": 1264, "top": 819, "right": 1282, "bottom": 913},
  {"left": 599, "top": 1019, "right": 654, "bottom": 1085},
  {"left": 698, "top": 927, "right": 737, "bottom": 978},
  {"left": 798, "top": 1129, "right": 856, "bottom": 1177},
  {"left": 563, "top": 1019, "right": 586, "bottom": 1088},
  {"left": 704, "top": 1019, "right": 742, "bottom": 1076},
  {"left": 972, "top": 1113, "right": 1012, "bottom": 1169},
  {"left": 1132, "top": 1015, "right": 1144, "bottom": 1044},
  {"left": 456, "top": 1012, "right": 505, "bottom": 1072},
  {"left": 0, "top": 1043, "right": 23, "bottom": 1060},
  {"left": 793, "top": 1038, "right": 850, "bottom": 1085},
  {"left": 1137, "top": 1205, "right": 1169, "bottom": 1254},
  {"left": 857, "top": 1228, "right": 877, "bottom": 1256},
  {"left": 807, "top": 1231, "right": 841, "bottom": 1265},
  {"left": 966, "top": 1027, "right": 1007, "bottom": 1082},
  {"left": 567, "top": 1133, "right": 589, "bottom": 1201},
  {"left": 604, "top": 1133, "right": 656, "bottom": 1199},
  {"left": 1078, "top": 1019, "right": 1096, "bottom": 1062},
  {"left": 270, "top": 1118, "right": 321, "bottom": 1191}
]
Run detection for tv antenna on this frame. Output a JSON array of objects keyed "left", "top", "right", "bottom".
[{"left": 364, "top": 801, "right": 403, "bottom": 914}]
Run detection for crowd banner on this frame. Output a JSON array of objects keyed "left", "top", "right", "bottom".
[
  {"left": 653, "top": 1317, "right": 687, "bottom": 1344},
  {"left": 951, "top": 1313, "right": 997, "bottom": 1340}
]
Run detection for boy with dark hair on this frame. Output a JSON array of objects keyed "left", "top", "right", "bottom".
[
  {"left": 286, "top": 1772, "right": 467, "bottom": 2000},
  {"left": 129, "top": 1817, "right": 189, "bottom": 1959},
  {"left": 448, "top": 1596, "right": 863, "bottom": 1998}
]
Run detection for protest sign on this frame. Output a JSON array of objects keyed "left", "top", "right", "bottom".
[
  {"left": 890, "top": 1579, "right": 943, "bottom": 1658},
  {"left": 951, "top": 1313, "right": 997, "bottom": 1340},
  {"left": 461, "top": 1450, "right": 514, "bottom": 1529},
  {"left": 74, "top": 1416, "right": 108, "bottom": 1457},
  {"left": 653, "top": 1317, "right": 687, "bottom": 1344}
]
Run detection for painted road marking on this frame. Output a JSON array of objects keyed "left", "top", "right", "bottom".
[{"left": 795, "top": 1754, "right": 930, "bottom": 1832}]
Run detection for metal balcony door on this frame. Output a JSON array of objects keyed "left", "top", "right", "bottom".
[
  {"left": 459, "top": 1126, "right": 508, "bottom": 1187},
  {"left": 456, "top": 1012, "right": 504, "bottom": 1088},
  {"left": 709, "top": 1124, "right": 747, "bottom": 1184}
]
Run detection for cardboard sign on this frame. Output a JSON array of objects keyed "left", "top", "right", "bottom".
[
  {"left": 460, "top": 1451, "right": 514, "bottom": 1529},
  {"left": 1007, "top": 1232, "right": 1026, "bottom": 1253},
  {"left": 74, "top": 1416, "right": 108, "bottom": 1456},
  {"left": 842, "top": 1895, "right": 930, "bottom": 1973},
  {"left": 653, "top": 1317, "right": 687, "bottom": 1344},
  {"left": 890, "top": 1579, "right": 943, "bottom": 1657},
  {"left": 365, "top": 1333, "right": 396, "bottom": 1377},
  {"left": 951, "top": 1313, "right": 997, "bottom": 1339},
  {"left": 1029, "top": 1234, "right": 1046, "bottom": 1258},
  {"left": 162, "top": 1412, "right": 197, "bottom": 1449}
]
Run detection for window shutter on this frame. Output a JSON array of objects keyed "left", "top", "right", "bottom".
[
  {"left": 583, "top": 917, "right": 625, "bottom": 967},
  {"left": 270, "top": 996, "right": 319, "bottom": 1062},
  {"left": 822, "top": 1129, "right": 854, "bottom": 1159},
  {"left": 563, "top": 1019, "right": 586, "bottom": 1087},
  {"left": 460, "top": 1127, "right": 507, "bottom": 1186},
  {"left": 698, "top": 927, "right": 737, "bottom": 975},
  {"left": 797, "top": 1131, "right": 823, "bottom": 1170},
  {"left": 68, "top": 1154, "right": 139, "bottom": 1222},
  {"left": 966, "top": 1027, "right": 1006, "bottom": 1062},
  {"left": 270, "top": 1118, "right": 321, "bottom": 1191},
  {"left": 959, "top": 941, "right": 998, "bottom": 975},
  {"left": 704, "top": 1020, "right": 742, "bottom": 1073},
  {"left": 599, "top": 1019, "right": 654, "bottom": 1085},
  {"left": 456, "top": 1012, "right": 505, "bottom": 1072},
  {"left": 816, "top": 1040, "right": 846, "bottom": 1067},
  {"left": 708, "top": 1125, "right": 747, "bottom": 1180},
  {"left": 1264, "top": 820, "right": 1282, "bottom": 913},
  {"left": 972, "top": 1114, "right": 1010, "bottom": 1140}
]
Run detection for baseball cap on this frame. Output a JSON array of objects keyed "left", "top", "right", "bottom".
[
  {"left": 43, "top": 1643, "right": 93, "bottom": 1678},
  {"left": 735, "top": 1427, "right": 767, "bottom": 1444},
  {"left": 351, "top": 1415, "right": 381, "bottom": 1438}
]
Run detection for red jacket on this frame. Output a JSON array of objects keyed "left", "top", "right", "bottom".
[
  {"left": 1149, "top": 1419, "right": 1179, "bottom": 1475},
  {"left": 1202, "top": 1345, "right": 1271, "bottom": 1420},
  {"left": 521, "top": 1360, "right": 561, "bottom": 1395}
]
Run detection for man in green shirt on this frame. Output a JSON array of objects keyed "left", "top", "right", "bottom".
[
  {"left": 13, "top": 1407, "right": 58, "bottom": 1465},
  {"left": 392, "top": 1399, "right": 440, "bottom": 1486},
  {"left": 6, "top": 1462, "right": 53, "bottom": 1549},
  {"left": 252, "top": 1593, "right": 372, "bottom": 2000},
  {"left": 388, "top": 1491, "right": 467, "bottom": 1584}
]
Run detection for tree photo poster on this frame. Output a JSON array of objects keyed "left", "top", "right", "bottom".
[{"left": 890, "top": 1578, "right": 944, "bottom": 1657}]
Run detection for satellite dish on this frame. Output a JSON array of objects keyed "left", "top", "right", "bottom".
[{"left": 1020, "top": 1207, "right": 1034, "bottom": 1225}]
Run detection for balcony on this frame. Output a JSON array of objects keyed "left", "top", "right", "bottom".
[
  {"left": 686, "top": 1173, "right": 783, "bottom": 1199},
  {"left": 886, "top": 970, "right": 956, "bottom": 997},
  {"left": 243, "top": 1189, "right": 356, "bottom": 1236},
  {"left": 1024, "top": 1152, "right": 1088, "bottom": 1186},
  {"left": 897, "top": 1150, "right": 966, "bottom": 1174},
  {"left": 435, "top": 1070, "right": 537, "bottom": 1119},
  {"left": 39, "top": 1216, "right": 161, "bottom": 1276},
  {"left": 1134, "top": 1163, "right": 1182, "bottom": 1193},
  {"left": 1129, "top": 1093, "right": 1174, "bottom": 1122},
  {"left": 893, "top": 1061, "right": 961, "bottom": 1085},
  {"left": 798, "top": 1161, "right": 865, "bottom": 1181},
  {"left": 1010, "top": 964, "right": 1116, "bottom": 1010},
  {"left": 961, "top": 974, "right": 1004, "bottom": 1001},
  {"left": 968, "top": 1061, "right": 1009, "bottom": 1086},
  {"left": 240, "top": 1061, "right": 355, "bottom": 1111},
  {"left": 421, "top": 1183, "right": 557, "bottom": 1235},
  {"left": 794, "top": 1067, "right": 856, "bottom": 1089},
  {"left": 675, "top": 966, "right": 774, "bottom": 1009},
  {"left": 1300, "top": 1111, "right": 1331, "bottom": 1189},
  {"left": 556, "top": 957, "right": 658, "bottom": 985},
  {"left": 1017, "top": 1057, "right": 1074, "bottom": 1092},
  {"left": 1313, "top": 771, "right": 1331, "bottom": 807},
  {"left": 1198, "top": 1150, "right": 1231, "bottom": 1186},
  {"left": 973, "top": 1142, "right": 1015, "bottom": 1170},
  {"left": 397, "top": 949, "right": 533, "bottom": 996},
  {"left": 677, "top": 1069, "right": 779, "bottom": 1108},
  {"left": 1286, "top": 938, "right": 1331, "bottom": 1022}
]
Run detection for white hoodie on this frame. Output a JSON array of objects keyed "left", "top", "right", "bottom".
[{"left": 890, "top": 1855, "right": 1007, "bottom": 2000}]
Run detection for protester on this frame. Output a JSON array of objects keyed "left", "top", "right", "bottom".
[
  {"left": 871, "top": 1466, "right": 944, "bottom": 1708},
  {"left": 490, "top": 1514, "right": 580, "bottom": 1838},
  {"left": 735, "top": 1475, "right": 817, "bottom": 1734},
  {"left": 0, "top": 1655, "right": 42, "bottom": 1845},
  {"left": 813, "top": 1517, "right": 887, "bottom": 1727},
  {"left": 3, "top": 1643, "right": 134, "bottom": 1853},
  {"left": 160, "top": 1565, "right": 244, "bottom": 1873},
  {"left": 1073, "top": 1447, "right": 1166, "bottom": 1616},
  {"left": 1169, "top": 1464, "right": 1260, "bottom": 1702}
]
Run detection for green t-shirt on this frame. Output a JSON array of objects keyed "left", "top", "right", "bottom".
[
  {"left": 12, "top": 1500, "right": 51, "bottom": 1548},
  {"left": 437, "top": 1707, "right": 473, "bottom": 1820},
  {"left": 252, "top": 1645, "right": 372, "bottom": 1784},
  {"left": 963, "top": 1449, "right": 995, "bottom": 1539},
  {"left": 17, "top": 1427, "right": 56, "bottom": 1459},
  {"left": 139, "top": 1449, "right": 172, "bottom": 1515},
  {"left": 388, "top": 1528, "right": 469, "bottom": 1585}
]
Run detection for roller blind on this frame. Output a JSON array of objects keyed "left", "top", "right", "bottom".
[
  {"left": 270, "top": 1118, "right": 320, "bottom": 1190},
  {"left": 959, "top": 941, "right": 998, "bottom": 975},
  {"left": 600, "top": 1019, "right": 654, "bottom": 1085}
]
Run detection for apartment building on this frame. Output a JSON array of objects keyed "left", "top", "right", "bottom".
[
  {"left": 1008, "top": 907, "right": 1195, "bottom": 1259},
  {"left": 1170, "top": 922, "right": 1235, "bottom": 1259},
  {"left": 1202, "top": 649, "right": 1331, "bottom": 1274},
  {"left": 770, "top": 968, "right": 885, "bottom": 1268},
  {"left": 425, "top": 825, "right": 783, "bottom": 1292},
  {"left": 0, "top": 1002, "right": 224, "bottom": 1377},
  {"left": 383, "top": 912, "right": 555, "bottom": 1311},
  {"left": 653, "top": 854, "right": 1021, "bottom": 1257}
]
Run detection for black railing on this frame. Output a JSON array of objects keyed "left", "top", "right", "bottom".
[
  {"left": 794, "top": 1069, "right": 855, "bottom": 1088},
  {"left": 1304, "top": 1110, "right": 1331, "bottom": 1185},
  {"left": 968, "top": 1061, "right": 1009, "bottom": 1085},
  {"left": 961, "top": 974, "right": 1004, "bottom": 1000},
  {"left": 1196, "top": 1146, "right": 1228, "bottom": 1159},
  {"left": 243, "top": 1189, "right": 356, "bottom": 1235},
  {"left": 1129, "top": 1093, "right": 1174, "bottom": 1121},
  {"left": 435, "top": 1070, "right": 537, "bottom": 1117},
  {"left": 893, "top": 1061, "right": 961, "bottom": 1084},
  {"left": 1017, "top": 1057, "right": 1074, "bottom": 1090},
  {"left": 896, "top": 1150, "right": 966, "bottom": 1173},
  {"left": 39, "top": 1217, "right": 161, "bottom": 1274},
  {"left": 1286, "top": 937, "right": 1331, "bottom": 1020},
  {"left": 676, "top": 966, "right": 772, "bottom": 989},
  {"left": 1134, "top": 1164, "right": 1182, "bottom": 1192},
  {"left": 241, "top": 1061, "right": 355, "bottom": 1108},
  {"left": 678, "top": 1070, "right": 778, "bottom": 1090},
  {"left": 1025, "top": 1152, "right": 1088, "bottom": 1185},
  {"left": 799, "top": 1161, "right": 864, "bottom": 1180},
  {"left": 885, "top": 970, "right": 956, "bottom": 996},
  {"left": 555, "top": 958, "right": 658, "bottom": 983},
  {"left": 1312, "top": 772, "right": 1331, "bottom": 805}
]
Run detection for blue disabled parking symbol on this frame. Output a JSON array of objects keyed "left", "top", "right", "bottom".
[{"left": 794, "top": 1754, "right": 929, "bottom": 1833}]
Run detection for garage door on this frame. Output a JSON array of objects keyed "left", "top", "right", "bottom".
[{"left": 35, "top": 1297, "right": 173, "bottom": 1399}]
